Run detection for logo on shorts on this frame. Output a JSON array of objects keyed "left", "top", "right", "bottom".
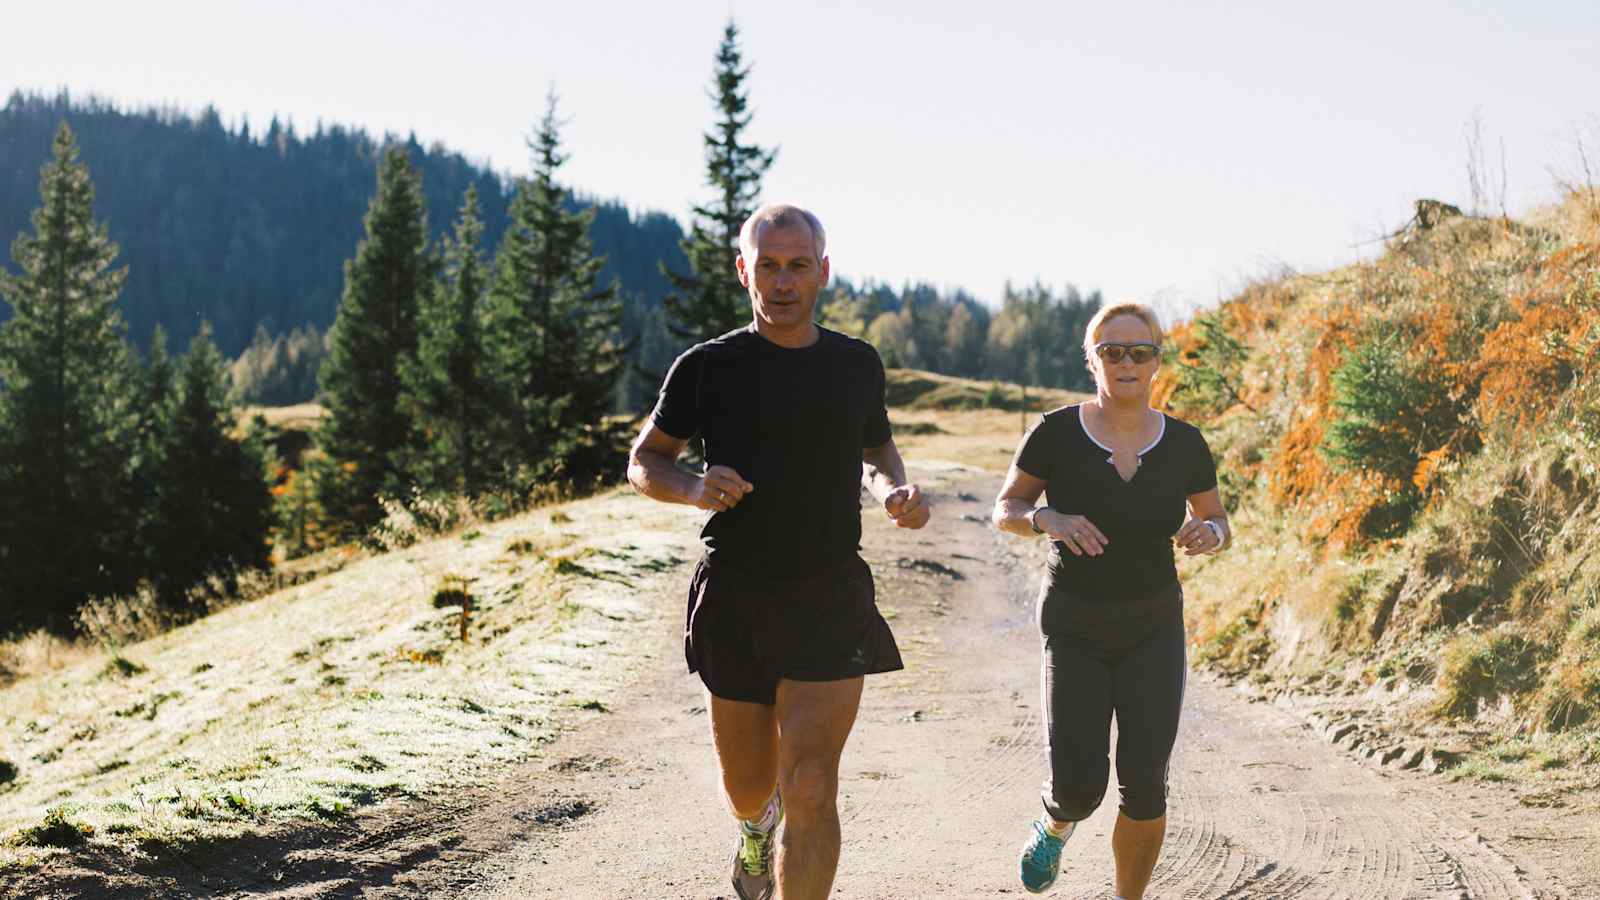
[{"left": 850, "top": 647, "right": 867, "bottom": 666}]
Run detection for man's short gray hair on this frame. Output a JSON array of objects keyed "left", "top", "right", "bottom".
[{"left": 738, "top": 203, "right": 827, "bottom": 261}]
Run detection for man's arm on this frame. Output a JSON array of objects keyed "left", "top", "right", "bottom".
[
  {"left": 628, "top": 422, "right": 752, "bottom": 512},
  {"left": 862, "top": 439, "right": 930, "bottom": 529}
]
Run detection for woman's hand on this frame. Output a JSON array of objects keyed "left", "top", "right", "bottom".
[
  {"left": 1174, "top": 516, "right": 1224, "bottom": 556},
  {"left": 1037, "top": 510, "right": 1109, "bottom": 557}
]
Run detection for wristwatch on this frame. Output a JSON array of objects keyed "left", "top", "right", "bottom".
[{"left": 1029, "top": 507, "right": 1048, "bottom": 534}]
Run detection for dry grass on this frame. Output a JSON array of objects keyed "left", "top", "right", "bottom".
[
  {"left": 884, "top": 368, "right": 1083, "bottom": 414},
  {"left": 0, "top": 632, "right": 96, "bottom": 687},
  {"left": 238, "top": 403, "right": 325, "bottom": 431},
  {"left": 884, "top": 370, "right": 1090, "bottom": 474},
  {"left": 0, "top": 487, "right": 701, "bottom": 868}
]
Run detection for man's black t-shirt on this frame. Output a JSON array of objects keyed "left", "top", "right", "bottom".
[
  {"left": 651, "top": 325, "right": 893, "bottom": 577},
  {"left": 1015, "top": 404, "right": 1217, "bottom": 604}
]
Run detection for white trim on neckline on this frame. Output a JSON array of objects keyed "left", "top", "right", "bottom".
[{"left": 1078, "top": 404, "right": 1166, "bottom": 464}]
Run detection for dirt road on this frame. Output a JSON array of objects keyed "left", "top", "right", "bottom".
[{"left": 23, "top": 470, "right": 1588, "bottom": 898}]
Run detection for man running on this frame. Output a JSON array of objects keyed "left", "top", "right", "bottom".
[{"left": 628, "top": 203, "right": 931, "bottom": 900}]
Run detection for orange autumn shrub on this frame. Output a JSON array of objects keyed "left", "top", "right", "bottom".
[
  {"left": 1150, "top": 319, "right": 1192, "bottom": 411},
  {"left": 1474, "top": 243, "right": 1600, "bottom": 428},
  {"left": 1269, "top": 305, "right": 1363, "bottom": 506}
]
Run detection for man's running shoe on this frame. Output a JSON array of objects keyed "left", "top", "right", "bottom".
[
  {"left": 730, "top": 794, "right": 783, "bottom": 900},
  {"left": 1018, "top": 817, "right": 1070, "bottom": 893}
]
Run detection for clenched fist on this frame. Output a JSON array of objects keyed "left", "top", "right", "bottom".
[
  {"left": 884, "top": 484, "right": 931, "bottom": 529},
  {"left": 692, "top": 465, "right": 754, "bottom": 512}
]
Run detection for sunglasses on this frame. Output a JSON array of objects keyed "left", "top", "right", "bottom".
[{"left": 1094, "top": 342, "right": 1161, "bottom": 364}]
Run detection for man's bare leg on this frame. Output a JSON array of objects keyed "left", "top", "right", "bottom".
[
  {"left": 1112, "top": 812, "right": 1166, "bottom": 899},
  {"left": 708, "top": 693, "right": 780, "bottom": 819},
  {"left": 773, "top": 677, "right": 864, "bottom": 900}
]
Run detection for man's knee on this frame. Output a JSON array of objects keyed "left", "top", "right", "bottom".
[
  {"left": 779, "top": 755, "right": 841, "bottom": 818},
  {"left": 1117, "top": 781, "right": 1168, "bottom": 821},
  {"left": 1042, "top": 779, "right": 1106, "bottom": 822}
]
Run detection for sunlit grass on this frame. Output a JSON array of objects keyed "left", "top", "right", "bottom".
[{"left": 0, "top": 489, "right": 698, "bottom": 867}]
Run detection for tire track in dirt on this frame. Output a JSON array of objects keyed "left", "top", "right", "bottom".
[{"left": 1146, "top": 686, "right": 1565, "bottom": 900}]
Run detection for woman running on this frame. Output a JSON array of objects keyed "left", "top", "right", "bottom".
[{"left": 992, "top": 302, "right": 1230, "bottom": 898}]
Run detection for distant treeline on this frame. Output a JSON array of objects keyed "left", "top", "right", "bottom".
[
  {"left": 0, "top": 90, "right": 688, "bottom": 411},
  {"left": 822, "top": 280, "right": 1102, "bottom": 393},
  {"left": 1, "top": 90, "right": 1103, "bottom": 407}
]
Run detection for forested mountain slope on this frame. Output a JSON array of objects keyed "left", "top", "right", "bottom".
[{"left": 0, "top": 91, "right": 688, "bottom": 369}]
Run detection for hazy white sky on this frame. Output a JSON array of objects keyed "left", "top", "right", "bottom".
[{"left": 4, "top": 1, "right": 1597, "bottom": 319}]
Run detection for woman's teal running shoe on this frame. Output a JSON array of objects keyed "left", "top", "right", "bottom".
[{"left": 1018, "top": 817, "right": 1070, "bottom": 893}]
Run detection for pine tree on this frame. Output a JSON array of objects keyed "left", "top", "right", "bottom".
[
  {"left": 399, "top": 184, "right": 498, "bottom": 496},
  {"left": 661, "top": 19, "right": 777, "bottom": 343},
  {"left": 487, "top": 91, "right": 627, "bottom": 487},
  {"left": 315, "top": 146, "right": 432, "bottom": 535},
  {"left": 0, "top": 122, "right": 139, "bottom": 633},
  {"left": 130, "top": 326, "right": 176, "bottom": 579},
  {"left": 145, "top": 324, "right": 274, "bottom": 605}
]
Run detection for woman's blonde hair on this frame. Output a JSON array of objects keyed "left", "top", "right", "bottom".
[{"left": 1082, "top": 302, "right": 1164, "bottom": 360}]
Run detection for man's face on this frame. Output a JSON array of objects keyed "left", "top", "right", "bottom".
[{"left": 736, "top": 222, "right": 829, "bottom": 331}]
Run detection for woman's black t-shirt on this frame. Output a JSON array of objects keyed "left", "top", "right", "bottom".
[
  {"left": 1014, "top": 404, "right": 1217, "bottom": 605},
  {"left": 650, "top": 325, "right": 893, "bottom": 578}
]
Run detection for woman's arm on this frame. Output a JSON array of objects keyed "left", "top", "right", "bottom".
[
  {"left": 992, "top": 464, "right": 1108, "bottom": 556},
  {"left": 1175, "top": 488, "right": 1230, "bottom": 556}
]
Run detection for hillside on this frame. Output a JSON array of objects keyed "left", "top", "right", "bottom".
[{"left": 1164, "top": 192, "right": 1600, "bottom": 778}]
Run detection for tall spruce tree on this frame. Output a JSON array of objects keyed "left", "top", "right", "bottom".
[
  {"left": 130, "top": 326, "right": 176, "bottom": 580},
  {"left": 145, "top": 324, "right": 274, "bottom": 605},
  {"left": 487, "top": 91, "right": 626, "bottom": 486},
  {"left": 399, "top": 184, "right": 498, "bottom": 496},
  {"left": 661, "top": 19, "right": 777, "bottom": 343},
  {"left": 315, "top": 146, "right": 432, "bottom": 534},
  {"left": 0, "top": 122, "right": 139, "bottom": 633}
]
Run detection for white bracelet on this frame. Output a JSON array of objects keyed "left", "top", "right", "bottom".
[{"left": 1202, "top": 519, "right": 1225, "bottom": 551}]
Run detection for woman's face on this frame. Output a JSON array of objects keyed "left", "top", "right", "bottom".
[{"left": 1089, "top": 314, "right": 1159, "bottom": 402}]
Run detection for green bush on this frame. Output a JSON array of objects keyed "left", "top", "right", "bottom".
[
  {"left": 1437, "top": 629, "right": 1541, "bottom": 719},
  {"left": 1169, "top": 312, "right": 1253, "bottom": 416},
  {"left": 1538, "top": 605, "right": 1600, "bottom": 730},
  {"left": 1322, "top": 331, "right": 1457, "bottom": 481}
]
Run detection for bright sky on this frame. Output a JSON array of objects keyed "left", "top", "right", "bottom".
[{"left": 4, "top": 1, "right": 1597, "bottom": 321}]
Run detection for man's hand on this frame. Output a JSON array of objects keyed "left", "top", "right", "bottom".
[
  {"left": 884, "top": 484, "right": 931, "bottom": 529},
  {"left": 690, "top": 465, "right": 754, "bottom": 512}
]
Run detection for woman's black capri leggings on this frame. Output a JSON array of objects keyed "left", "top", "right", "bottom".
[{"left": 1039, "top": 581, "right": 1186, "bottom": 823}]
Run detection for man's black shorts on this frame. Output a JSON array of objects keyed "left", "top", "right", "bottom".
[{"left": 684, "top": 554, "right": 904, "bottom": 705}]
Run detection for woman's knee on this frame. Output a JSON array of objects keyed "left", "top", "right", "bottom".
[
  {"left": 1117, "top": 781, "right": 1168, "bottom": 821},
  {"left": 1042, "top": 779, "right": 1106, "bottom": 822}
]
